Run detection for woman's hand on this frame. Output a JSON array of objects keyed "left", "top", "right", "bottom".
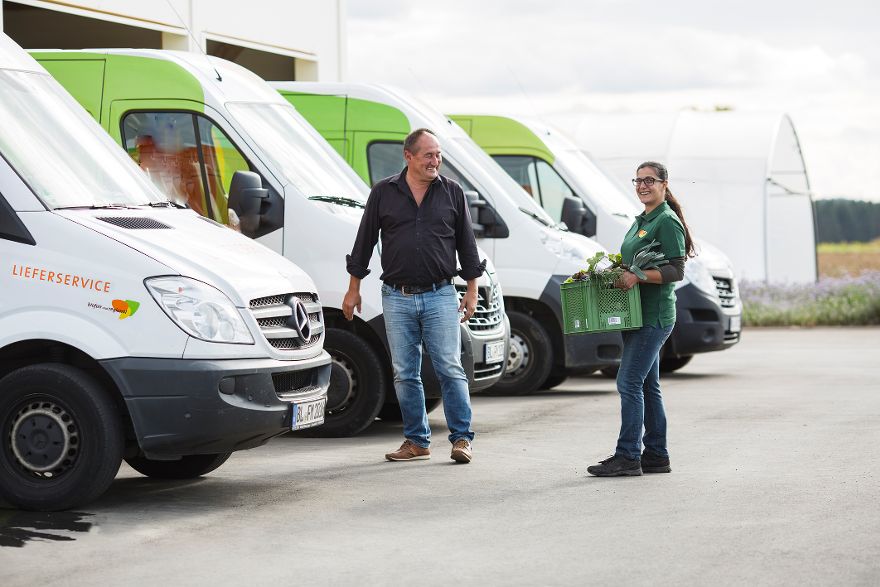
[{"left": 616, "top": 270, "right": 640, "bottom": 291}]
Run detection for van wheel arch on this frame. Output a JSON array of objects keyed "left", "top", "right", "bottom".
[{"left": 0, "top": 340, "right": 136, "bottom": 449}]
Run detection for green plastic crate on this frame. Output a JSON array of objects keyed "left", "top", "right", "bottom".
[{"left": 561, "top": 277, "right": 643, "bottom": 334}]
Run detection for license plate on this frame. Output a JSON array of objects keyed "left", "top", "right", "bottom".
[
  {"left": 484, "top": 340, "right": 506, "bottom": 364},
  {"left": 729, "top": 316, "right": 742, "bottom": 333},
  {"left": 291, "top": 397, "right": 326, "bottom": 430}
]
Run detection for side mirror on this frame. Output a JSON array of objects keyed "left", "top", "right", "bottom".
[
  {"left": 228, "top": 171, "right": 268, "bottom": 234},
  {"left": 561, "top": 196, "right": 597, "bottom": 237},
  {"left": 464, "top": 190, "right": 509, "bottom": 239},
  {"left": 465, "top": 190, "right": 487, "bottom": 237}
]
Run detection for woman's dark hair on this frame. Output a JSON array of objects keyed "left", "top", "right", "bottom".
[{"left": 637, "top": 161, "right": 696, "bottom": 258}]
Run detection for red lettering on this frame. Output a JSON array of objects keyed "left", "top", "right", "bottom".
[
  {"left": 103, "top": 281, "right": 111, "bottom": 293},
  {"left": 47, "top": 271, "right": 55, "bottom": 282},
  {"left": 64, "top": 274, "right": 71, "bottom": 285},
  {"left": 24, "top": 267, "right": 31, "bottom": 278},
  {"left": 11, "top": 264, "right": 19, "bottom": 276},
  {"left": 39, "top": 269, "right": 47, "bottom": 281},
  {"left": 72, "top": 276, "right": 79, "bottom": 287}
]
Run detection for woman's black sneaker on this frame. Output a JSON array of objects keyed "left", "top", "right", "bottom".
[
  {"left": 641, "top": 450, "right": 671, "bottom": 473},
  {"left": 587, "top": 454, "right": 642, "bottom": 477}
]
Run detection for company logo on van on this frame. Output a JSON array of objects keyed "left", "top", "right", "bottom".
[
  {"left": 111, "top": 299, "right": 140, "bottom": 320},
  {"left": 288, "top": 298, "right": 312, "bottom": 341}
]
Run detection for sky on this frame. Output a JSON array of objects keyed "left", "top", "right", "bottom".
[{"left": 344, "top": 0, "right": 879, "bottom": 202}]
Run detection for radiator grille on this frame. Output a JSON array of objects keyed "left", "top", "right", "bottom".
[
  {"left": 714, "top": 278, "right": 737, "bottom": 309},
  {"left": 455, "top": 283, "right": 504, "bottom": 332},
  {"left": 248, "top": 292, "right": 323, "bottom": 352}
]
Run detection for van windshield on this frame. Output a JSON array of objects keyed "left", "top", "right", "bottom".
[
  {"left": 554, "top": 149, "right": 639, "bottom": 217},
  {"left": 226, "top": 102, "right": 368, "bottom": 204},
  {"left": 0, "top": 71, "right": 167, "bottom": 209}
]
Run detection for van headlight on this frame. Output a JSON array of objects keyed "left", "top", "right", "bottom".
[
  {"left": 145, "top": 276, "right": 254, "bottom": 344},
  {"left": 677, "top": 259, "right": 719, "bottom": 300}
]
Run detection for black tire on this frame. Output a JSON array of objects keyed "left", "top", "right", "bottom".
[
  {"left": 377, "top": 397, "right": 442, "bottom": 421},
  {"left": 300, "top": 328, "right": 387, "bottom": 437},
  {"left": 660, "top": 355, "right": 694, "bottom": 373},
  {"left": 0, "top": 364, "right": 123, "bottom": 511},
  {"left": 541, "top": 372, "right": 568, "bottom": 390},
  {"left": 486, "top": 311, "right": 553, "bottom": 396},
  {"left": 125, "top": 453, "right": 231, "bottom": 479},
  {"left": 600, "top": 366, "right": 619, "bottom": 379}
]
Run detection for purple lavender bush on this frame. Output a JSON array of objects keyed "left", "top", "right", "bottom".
[{"left": 740, "top": 271, "right": 880, "bottom": 326}]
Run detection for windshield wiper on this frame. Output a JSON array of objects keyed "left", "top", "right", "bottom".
[
  {"left": 145, "top": 201, "right": 186, "bottom": 209},
  {"left": 518, "top": 206, "right": 552, "bottom": 227},
  {"left": 55, "top": 203, "right": 138, "bottom": 210},
  {"left": 309, "top": 195, "right": 365, "bottom": 209}
]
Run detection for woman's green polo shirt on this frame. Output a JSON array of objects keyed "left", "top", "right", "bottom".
[{"left": 620, "top": 201, "right": 686, "bottom": 327}]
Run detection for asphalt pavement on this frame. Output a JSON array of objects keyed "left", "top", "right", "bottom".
[{"left": 2, "top": 327, "right": 879, "bottom": 586}]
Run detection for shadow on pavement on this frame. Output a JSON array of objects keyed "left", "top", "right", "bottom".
[{"left": 0, "top": 509, "right": 93, "bottom": 548}]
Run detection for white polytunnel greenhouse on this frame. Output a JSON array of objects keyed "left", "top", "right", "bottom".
[{"left": 572, "top": 111, "right": 818, "bottom": 283}]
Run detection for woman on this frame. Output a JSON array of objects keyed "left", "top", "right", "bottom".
[{"left": 587, "top": 161, "right": 695, "bottom": 477}]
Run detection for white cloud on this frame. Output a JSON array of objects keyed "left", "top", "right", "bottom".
[{"left": 344, "top": 0, "right": 880, "bottom": 201}]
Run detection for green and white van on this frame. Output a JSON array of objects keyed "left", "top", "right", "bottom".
[
  {"left": 0, "top": 35, "right": 330, "bottom": 511},
  {"left": 449, "top": 115, "right": 742, "bottom": 371},
  {"left": 273, "top": 83, "right": 624, "bottom": 393},
  {"left": 33, "top": 49, "right": 509, "bottom": 436}
]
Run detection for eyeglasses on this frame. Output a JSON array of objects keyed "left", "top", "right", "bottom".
[{"left": 632, "top": 177, "right": 663, "bottom": 187}]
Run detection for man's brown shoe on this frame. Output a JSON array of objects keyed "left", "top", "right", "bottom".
[
  {"left": 450, "top": 439, "right": 472, "bottom": 463},
  {"left": 385, "top": 439, "right": 431, "bottom": 461}
]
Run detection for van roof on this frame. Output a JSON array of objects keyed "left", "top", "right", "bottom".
[
  {"left": 31, "top": 48, "right": 287, "bottom": 106},
  {"left": 0, "top": 33, "right": 46, "bottom": 74},
  {"left": 272, "top": 82, "right": 469, "bottom": 141}
]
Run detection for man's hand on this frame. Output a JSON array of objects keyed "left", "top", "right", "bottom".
[
  {"left": 459, "top": 281, "right": 478, "bottom": 323},
  {"left": 616, "top": 270, "right": 640, "bottom": 291},
  {"left": 342, "top": 276, "right": 362, "bottom": 321}
]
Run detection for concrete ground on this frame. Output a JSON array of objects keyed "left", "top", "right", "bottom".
[{"left": 1, "top": 327, "right": 879, "bottom": 586}]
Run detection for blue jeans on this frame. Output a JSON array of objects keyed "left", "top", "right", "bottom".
[
  {"left": 381, "top": 283, "right": 474, "bottom": 447},
  {"left": 615, "top": 323, "right": 675, "bottom": 460}
]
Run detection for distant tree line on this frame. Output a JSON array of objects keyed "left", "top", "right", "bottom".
[{"left": 815, "top": 199, "right": 880, "bottom": 243}]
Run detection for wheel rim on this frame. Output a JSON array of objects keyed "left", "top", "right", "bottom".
[
  {"left": 7, "top": 399, "right": 79, "bottom": 479},
  {"left": 505, "top": 331, "right": 531, "bottom": 380},
  {"left": 326, "top": 353, "right": 357, "bottom": 414}
]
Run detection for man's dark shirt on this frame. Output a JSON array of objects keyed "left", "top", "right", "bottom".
[{"left": 346, "top": 168, "right": 483, "bottom": 285}]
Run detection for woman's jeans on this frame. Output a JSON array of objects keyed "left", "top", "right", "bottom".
[
  {"left": 615, "top": 323, "right": 675, "bottom": 460},
  {"left": 381, "top": 283, "right": 474, "bottom": 447}
]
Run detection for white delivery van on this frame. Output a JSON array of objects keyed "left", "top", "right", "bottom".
[
  {"left": 450, "top": 115, "right": 742, "bottom": 372},
  {"left": 0, "top": 35, "right": 331, "bottom": 511},
  {"left": 33, "top": 49, "right": 509, "bottom": 437},
  {"left": 274, "top": 83, "right": 623, "bottom": 394}
]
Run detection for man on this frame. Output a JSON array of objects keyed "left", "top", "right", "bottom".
[{"left": 342, "top": 128, "right": 482, "bottom": 464}]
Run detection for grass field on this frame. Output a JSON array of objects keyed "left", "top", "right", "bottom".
[
  {"left": 817, "top": 238, "right": 880, "bottom": 278},
  {"left": 740, "top": 239, "right": 880, "bottom": 326}
]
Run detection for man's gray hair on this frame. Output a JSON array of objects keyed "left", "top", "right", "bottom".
[{"left": 404, "top": 128, "right": 437, "bottom": 155}]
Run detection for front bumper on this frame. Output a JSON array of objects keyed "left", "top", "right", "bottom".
[
  {"left": 666, "top": 283, "right": 742, "bottom": 358},
  {"left": 102, "top": 351, "right": 331, "bottom": 459}
]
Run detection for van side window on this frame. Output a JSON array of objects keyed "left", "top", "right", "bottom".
[
  {"left": 122, "top": 112, "right": 212, "bottom": 217},
  {"left": 122, "top": 112, "right": 252, "bottom": 228},
  {"left": 196, "top": 118, "right": 251, "bottom": 225},
  {"left": 366, "top": 142, "right": 405, "bottom": 186},
  {"left": 534, "top": 159, "right": 575, "bottom": 223},
  {"left": 493, "top": 155, "right": 538, "bottom": 198}
]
